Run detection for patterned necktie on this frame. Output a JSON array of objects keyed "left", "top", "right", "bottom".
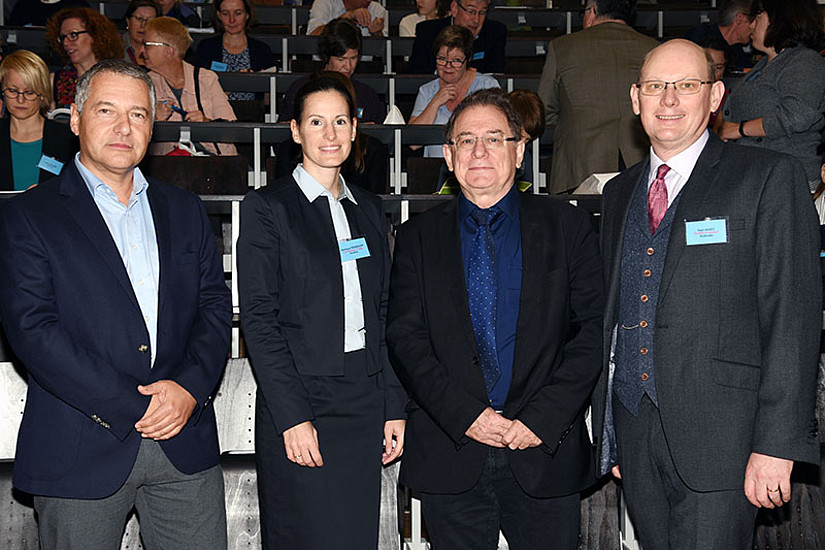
[
  {"left": 467, "top": 206, "right": 502, "bottom": 395},
  {"left": 648, "top": 163, "right": 671, "bottom": 234}
]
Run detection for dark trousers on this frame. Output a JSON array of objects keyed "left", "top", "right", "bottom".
[
  {"left": 421, "top": 447, "right": 580, "bottom": 550},
  {"left": 34, "top": 439, "right": 226, "bottom": 550},
  {"left": 614, "top": 395, "right": 758, "bottom": 550}
]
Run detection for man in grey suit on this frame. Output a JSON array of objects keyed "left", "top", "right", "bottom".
[
  {"left": 592, "top": 39, "right": 821, "bottom": 549},
  {"left": 537, "top": 0, "right": 658, "bottom": 194}
]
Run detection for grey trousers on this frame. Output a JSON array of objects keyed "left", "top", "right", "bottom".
[
  {"left": 614, "top": 395, "right": 758, "bottom": 550},
  {"left": 34, "top": 439, "right": 227, "bottom": 550}
]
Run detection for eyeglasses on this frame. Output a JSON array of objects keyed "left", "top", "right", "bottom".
[
  {"left": 448, "top": 132, "right": 518, "bottom": 151},
  {"left": 455, "top": 0, "right": 488, "bottom": 17},
  {"left": 2, "top": 88, "right": 40, "bottom": 101},
  {"left": 635, "top": 78, "right": 713, "bottom": 96},
  {"left": 435, "top": 56, "right": 466, "bottom": 68},
  {"left": 130, "top": 14, "right": 153, "bottom": 25},
  {"left": 142, "top": 41, "right": 171, "bottom": 48},
  {"left": 58, "top": 30, "right": 89, "bottom": 43}
]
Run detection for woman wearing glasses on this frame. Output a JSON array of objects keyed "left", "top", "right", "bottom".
[
  {"left": 0, "top": 50, "right": 78, "bottom": 190},
  {"left": 140, "top": 17, "right": 237, "bottom": 155},
  {"left": 718, "top": 0, "right": 825, "bottom": 191},
  {"left": 122, "top": 0, "right": 161, "bottom": 66},
  {"left": 409, "top": 25, "right": 499, "bottom": 157},
  {"left": 46, "top": 8, "right": 124, "bottom": 108}
]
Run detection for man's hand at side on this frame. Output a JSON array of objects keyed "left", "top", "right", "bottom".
[
  {"left": 744, "top": 452, "right": 793, "bottom": 508},
  {"left": 134, "top": 381, "right": 197, "bottom": 440},
  {"left": 465, "top": 407, "right": 512, "bottom": 447}
]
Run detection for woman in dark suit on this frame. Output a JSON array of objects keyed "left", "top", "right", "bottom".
[
  {"left": 194, "top": 0, "right": 273, "bottom": 101},
  {"left": 0, "top": 50, "right": 77, "bottom": 190},
  {"left": 237, "top": 73, "right": 406, "bottom": 550}
]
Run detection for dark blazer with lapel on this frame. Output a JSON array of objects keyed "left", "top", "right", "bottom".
[
  {"left": 195, "top": 34, "right": 274, "bottom": 72},
  {"left": 406, "top": 16, "right": 507, "bottom": 75},
  {"left": 387, "top": 191, "right": 604, "bottom": 497},
  {"left": 592, "top": 135, "right": 821, "bottom": 492},
  {"left": 0, "top": 162, "right": 232, "bottom": 499},
  {"left": 237, "top": 174, "right": 406, "bottom": 436},
  {"left": 0, "top": 118, "right": 79, "bottom": 189}
]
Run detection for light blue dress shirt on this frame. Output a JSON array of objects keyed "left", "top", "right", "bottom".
[{"left": 75, "top": 154, "right": 160, "bottom": 365}]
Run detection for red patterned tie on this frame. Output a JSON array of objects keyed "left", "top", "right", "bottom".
[{"left": 648, "top": 164, "right": 670, "bottom": 234}]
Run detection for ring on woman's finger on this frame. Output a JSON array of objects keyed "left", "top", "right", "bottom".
[{"left": 296, "top": 454, "right": 302, "bottom": 459}]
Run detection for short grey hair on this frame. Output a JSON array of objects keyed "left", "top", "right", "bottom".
[
  {"left": 717, "top": 0, "right": 751, "bottom": 27},
  {"left": 74, "top": 59, "right": 156, "bottom": 120}
]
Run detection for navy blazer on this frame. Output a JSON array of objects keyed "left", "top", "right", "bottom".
[
  {"left": 0, "top": 163, "right": 232, "bottom": 498},
  {"left": 592, "top": 136, "right": 821, "bottom": 491},
  {"left": 0, "top": 118, "right": 79, "bottom": 190},
  {"left": 237, "top": 174, "right": 406, "bottom": 435},
  {"left": 195, "top": 34, "right": 275, "bottom": 72},
  {"left": 406, "top": 16, "right": 507, "bottom": 75},
  {"left": 387, "top": 192, "right": 604, "bottom": 497}
]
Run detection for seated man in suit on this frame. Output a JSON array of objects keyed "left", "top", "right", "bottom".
[
  {"left": 387, "top": 88, "right": 604, "bottom": 549},
  {"left": 592, "top": 39, "right": 820, "bottom": 549},
  {"left": 0, "top": 59, "right": 232, "bottom": 550},
  {"left": 406, "top": 0, "right": 506, "bottom": 74}
]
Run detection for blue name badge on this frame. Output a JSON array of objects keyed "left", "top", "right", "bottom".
[
  {"left": 37, "top": 155, "right": 64, "bottom": 175},
  {"left": 339, "top": 237, "right": 370, "bottom": 262},
  {"left": 473, "top": 51, "right": 485, "bottom": 61},
  {"left": 685, "top": 217, "right": 728, "bottom": 246},
  {"left": 210, "top": 61, "right": 228, "bottom": 72}
]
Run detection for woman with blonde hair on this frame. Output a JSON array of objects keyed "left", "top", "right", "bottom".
[
  {"left": 140, "top": 16, "right": 237, "bottom": 155},
  {"left": 0, "top": 50, "right": 78, "bottom": 190},
  {"left": 46, "top": 7, "right": 124, "bottom": 108}
]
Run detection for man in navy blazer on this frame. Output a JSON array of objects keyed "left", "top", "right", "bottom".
[
  {"left": 0, "top": 59, "right": 232, "bottom": 549},
  {"left": 592, "top": 40, "right": 821, "bottom": 548},
  {"left": 387, "top": 89, "right": 604, "bottom": 548},
  {"left": 405, "top": 0, "right": 506, "bottom": 75}
]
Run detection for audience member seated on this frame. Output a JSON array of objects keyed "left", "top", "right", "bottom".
[
  {"left": 141, "top": 17, "right": 237, "bottom": 156},
  {"left": 406, "top": 0, "right": 505, "bottom": 75},
  {"left": 46, "top": 7, "right": 124, "bottom": 108},
  {"left": 686, "top": 0, "right": 754, "bottom": 72},
  {"left": 0, "top": 50, "right": 78, "bottom": 190},
  {"left": 274, "top": 71, "right": 388, "bottom": 194},
  {"left": 157, "top": 0, "right": 200, "bottom": 28},
  {"left": 122, "top": 0, "right": 161, "bottom": 66},
  {"left": 718, "top": 0, "right": 825, "bottom": 191},
  {"left": 9, "top": 0, "right": 89, "bottom": 27},
  {"left": 409, "top": 25, "right": 499, "bottom": 157},
  {"left": 399, "top": 0, "right": 449, "bottom": 37},
  {"left": 307, "top": 0, "right": 388, "bottom": 37},
  {"left": 195, "top": 0, "right": 274, "bottom": 101},
  {"left": 699, "top": 35, "right": 729, "bottom": 130},
  {"left": 281, "top": 19, "right": 385, "bottom": 123},
  {"left": 508, "top": 88, "right": 544, "bottom": 186}
]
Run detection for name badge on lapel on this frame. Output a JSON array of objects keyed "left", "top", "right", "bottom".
[
  {"left": 210, "top": 61, "right": 228, "bottom": 72},
  {"left": 339, "top": 237, "right": 370, "bottom": 262},
  {"left": 685, "top": 217, "right": 728, "bottom": 246},
  {"left": 37, "top": 155, "right": 64, "bottom": 175},
  {"left": 473, "top": 51, "right": 485, "bottom": 61}
]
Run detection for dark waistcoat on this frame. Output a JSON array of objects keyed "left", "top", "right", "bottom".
[{"left": 614, "top": 175, "right": 681, "bottom": 415}]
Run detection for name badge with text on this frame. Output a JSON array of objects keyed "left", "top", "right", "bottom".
[
  {"left": 37, "top": 155, "right": 64, "bottom": 175},
  {"left": 339, "top": 237, "right": 370, "bottom": 262},
  {"left": 210, "top": 61, "right": 228, "bottom": 72},
  {"left": 685, "top": 217, "right": 728, "bottom": 246},
  {"left": 473, "top": 51, "right": 485, "bottom": 61}
]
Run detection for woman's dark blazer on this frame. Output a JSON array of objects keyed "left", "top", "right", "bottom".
[
  {"left": 236, "top": 174, "right": 406, "bottom": 434},
  {"left": 195, "top": 34, "right": 274, "bottom": 72},
  {"left": 0, "top": 118, "right": 79, "bottom": 190}
]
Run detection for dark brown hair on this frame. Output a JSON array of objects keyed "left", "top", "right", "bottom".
[
  {"left": 749, "top": 0, "right": 823, "bottom": 51},
  {"left": 508, "top": 89, "right": 545, "bottom": 142}
]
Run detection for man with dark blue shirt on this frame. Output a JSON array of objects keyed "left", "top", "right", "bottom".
[
  {"left": 405, "top": 0, "right": 506, "bottom": 74},
  {"left": 387, "top": 88, "right": 604, "bottom": 549}
]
